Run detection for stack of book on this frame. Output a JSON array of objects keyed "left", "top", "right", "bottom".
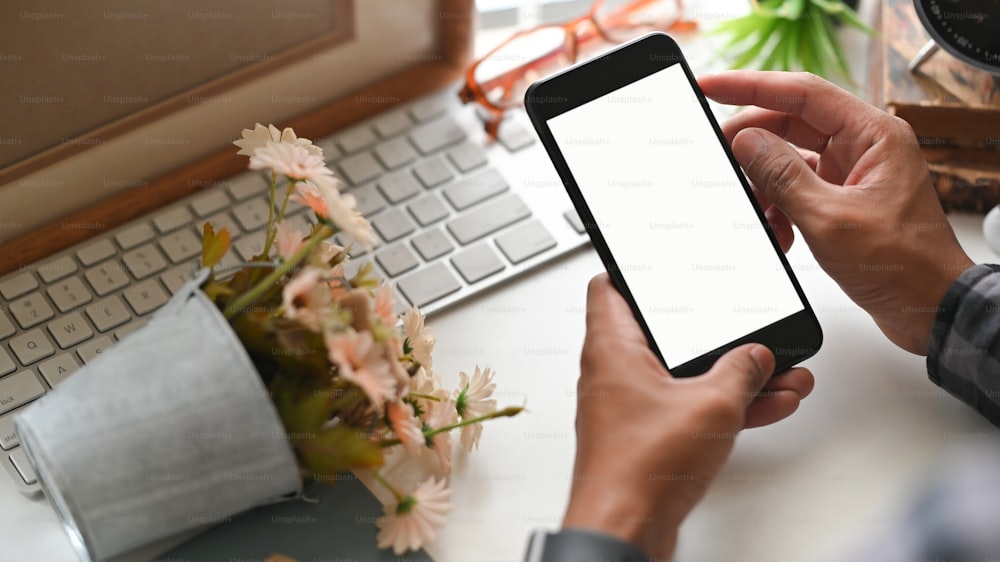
[{"left": 869, "top": 0, "right": 1000, "bottom": 213}]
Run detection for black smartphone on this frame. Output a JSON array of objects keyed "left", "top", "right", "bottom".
[{"left": 524, "top": 32, "right": 822, "bottom": 377}]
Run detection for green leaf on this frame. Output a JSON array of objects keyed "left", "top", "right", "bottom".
[
  {"left": 270, "top": 376, "right": 338, "bottom": 434},
  {"left": 200, "top": 223, "right": 231, "bottom": 269},
  {"left": 777, "top": 0, "right": 806, "bottom": 20},
  {"left": 201, "top": 281, "right": 236, "bottom": 302},
  {"left": 758, "top": 19, "right": 788, "bottom": 71},
  {"left": 729, "top": 17, "right": 781, "bottom": 69},
  {"left": 810, "top": 0, "right": 875, "bottom": 34},
  {"left": 798, "top": 16, "right": 825, "bottom": 76},
  {"left": 296, "top": 424, "right": 384, "bottom": 477},
  {"left": 783, "top": 17, "right": 803, "bottom": 71},
  {"left": 809, "top": 6, "right": 850, "bottom": 78}
]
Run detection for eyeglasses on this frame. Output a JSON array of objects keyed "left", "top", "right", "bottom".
[{"left": 459, "top": 0, "right": 695, "bottom": 139}]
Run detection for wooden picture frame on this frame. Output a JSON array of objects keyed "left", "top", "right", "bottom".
[{"left": 0, "top": 0, "right": 474, "bottom": 276}]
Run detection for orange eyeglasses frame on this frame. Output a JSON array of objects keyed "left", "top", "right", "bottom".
[{"left": 459, "top": 0, "right": 695, "bottom": 139}]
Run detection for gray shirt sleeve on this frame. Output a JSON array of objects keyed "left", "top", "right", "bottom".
[{"left": 927, "top": 263, "right": 1000, "bottom": 425}]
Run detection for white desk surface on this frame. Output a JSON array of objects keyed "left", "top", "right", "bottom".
[
  {"left": 6, "top": 212, "right": 999, "bottom": 562},
  {"left": 7, "top": 1, "right": 1000, "bottom": 560}
]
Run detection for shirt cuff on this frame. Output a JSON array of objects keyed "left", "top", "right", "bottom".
[
  {"left": 927, "top": 263, "right": 1000, "bottom": 424},
  {"left": 524, "top": 528, "right": 652, "bottom": 562}
]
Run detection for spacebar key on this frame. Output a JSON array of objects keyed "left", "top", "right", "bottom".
[
  {"left": 446, "top": 194, "right": 531, "bottom": 245},
  {"left": 398, "top": 263, "right": 462, "bottom": 308}
]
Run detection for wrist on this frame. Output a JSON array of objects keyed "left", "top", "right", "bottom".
[
  {"left": 562, "top": 485, "right": 679, "bottom": 559},
  {"left": 893, "top": 254, "right": 975, "bottom": 354}
]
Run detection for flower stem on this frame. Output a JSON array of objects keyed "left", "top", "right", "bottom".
[
  {"left": 372, "top": 470, "right": 405, "bottom": 503},
  {"left": 224, "top": 224, "right": 334, "bottom": 319},
  {"left": 377, "top": 406, "right": 523, "bottom": 448},
  {"left": 408, "top": 392, "right": 441, "bottom": 402},
  {"left": 260, "top": 171, "right": 278, "bottom": 257}
]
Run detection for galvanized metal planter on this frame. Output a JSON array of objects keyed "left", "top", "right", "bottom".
[{"left": 14, "top": 271, "right": 302, "bottom": 561}]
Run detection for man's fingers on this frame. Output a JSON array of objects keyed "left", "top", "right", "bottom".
[
  {"left": 732, "top": 128, "right": 834, "bottom": 223},
  {"left": 722, "top": 107, "right": 829, "bottom": 154},
  {"left": 744, "top": 367, "right": 815, "bottom": 428},
  {"left": 703, "top": 344, "right": 774, "bottom": 408},
  {"left": 699, "top": 71, "right": 869, "bottom": 137},
  {"left": 743, "top": 390, "right": 802, "bottom": 428},
  {"left": 585, "top": 274, "right": 647, "bottom": 344}
]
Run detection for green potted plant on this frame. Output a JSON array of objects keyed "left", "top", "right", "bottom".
[{"left": 714, "top": 0, "right": 874, "bottom": 80}]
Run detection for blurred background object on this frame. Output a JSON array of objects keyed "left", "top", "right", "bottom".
[{"left": 711, "top": 0, "right": 873, "bottom": 80}]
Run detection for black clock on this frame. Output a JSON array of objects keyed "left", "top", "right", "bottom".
[{"left": 912, "top": 0, "right": 1000, "bottom": 74}]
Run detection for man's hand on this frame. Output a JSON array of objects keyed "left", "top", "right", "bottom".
[
  {"left": 699, "top": 71, "right": 975, "bottom": 354},
  {"left": 562, "top": 275, "right": 815, "bottom": 559}
]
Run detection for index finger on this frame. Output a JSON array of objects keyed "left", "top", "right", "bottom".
[{"left": 698, "top": 71, "right": 874, "bottom": 137}]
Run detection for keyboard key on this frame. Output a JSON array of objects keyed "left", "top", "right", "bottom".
[
  {"left": 232, "top": 197, "right": 271, "bottom": 233},
  {"left": 122, "top": 244, "right": 169, "bottom": 279},
  {"left": 411, "top": 228, "right": 454, "bottom": 261},
  {"left": 374, "top": 137, "right": 418, "bottom": 169},
  {"left": 0, "top": 272, "right": 37, "bottom": 300},
  {"left": 397, "top": 263, "right": 462, "bottom": 308},
  {"left": 38, "top": 354, "right": 80, "bottom": 387},
  {"left": 0, "top": 310, "right": 15, "bottom": 339},
  {"left": 342, "top": 258, "right": 375, "bottom": 284},
  {"left": 334, "top": 232, "right": 379, "bottom": 257},
  {"left": 10, "top": 293, "right": 55, "bottom": 329},
  {"left": 446, "top": 194, "right": 531, "bottom": 245},
  {"left": 339, "top": 151, "right": 384, "bottom": 185},
  {"left": 159, "top": 229, "right": 203, "bottom": 264},
  {"left": 409, "top": 115, "right": 466, "bottom": 154},
  {"left": 498, "top": 120, "right": 536, "bottom": 152},
  {"left": 374, "top": 110, "right": 414, "bottom": 138},
  {"left": 47, "top": 277, "right": 93, "bottom": 313},
  {"left": 154, "top": 206, "right": 195, "bottom": 234},
  {"left": 85, "top": 261, "right": 130, "bottom": 296},
  {"left": 9, "top": 330, "right": 55, "bottom": 366},
  {"left": 495, "top": 220, "right": 557, "bottom": 264},
  {"left": 86, "top": 296, "right": 131, "bottom": 333},
  {"left": 451, "top": 244, "right": 505, "bottom": 283},
  {"left": 123, "top": 280, "right": 169, "bottom": 316},
  {"left": 75, "top": 239, "right": 116, "bottom": 267},
  {"left": 0, "top": 407, "right": 24, "bottom": 449},
  {"left": 47, "top": 312, "right": 94, "bottom": 349},
  {"left": 447, "top": 141, "right": 488, "bottom": 173},
  {"left": 233, "top": 235, "right": 265, "bottom": 262},
  {"left": 205, "top": 211, "right": 243, "bottom": 239},
  {"left": 336, "top": 125, "right": 378, "bottom": 154},
  {"left": 443, "top": 168, "right": 508, "bottom": 211},
  {"left": 77, "top": 336, "right": 113, "bottom": 364},
  {"left": 0, "top": 348, "right": 13, "bottom": 376},
  {"left": 37, "top": 255, "right": 77, "bottom": 284},
  {"left": 564, "top": 209, "right": 586, "bottom": 234},
  {"left": 349, "top": 184, "right": 388, "bottom": 216},
  {"left": 227, "top": 173, "right": 269, "bottom": 201},
  {"left": 377, "top": 171, "right": 422, "bottom": 204},
  {"left": 11, "top": 447, "right": 38, "bottom": 484},
  {"left": 316, "top": 137, "right": 344, "bottom": 161},
  {"left": 372, "top": 209, "right": 415, "bottom": 242},
  {"left": 191, "top": 190, "right": 231, "bottom": 217},
  {"left": 115, "top": 320, "right": 147, "bottom": 342},
  {"left": 375, "top": 244, "right": 420, "bottom": 277},
  {"left": 115, "top": 222, "right": 155, "bottom": 250},
  {"left": 409, "top": 96, "right": 448, "bottom": 122},
  {"left": 408, "top": 194, "right": 450, "bottom": 226},
  {"left": 161, "top": 264, "right": 194, "bottom": 295},
  {"left": 412, "top": 155, "right": 454, "bottom": 188}
]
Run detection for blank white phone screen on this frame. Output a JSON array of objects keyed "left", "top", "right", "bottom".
[{"left": 547, "top": 63, "right": 804, "bottom": 367}]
